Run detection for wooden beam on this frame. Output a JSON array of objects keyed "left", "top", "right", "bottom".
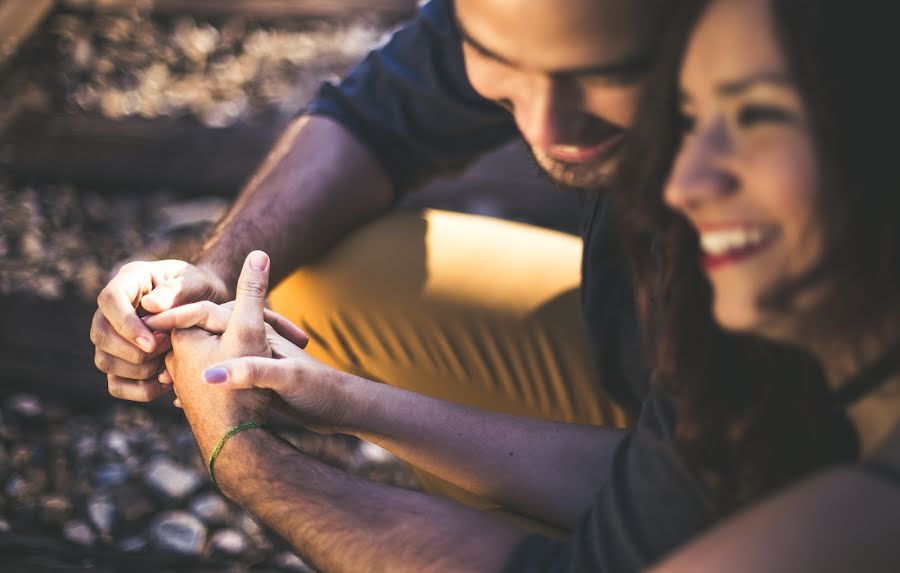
[
  {"left": 1, "top": 111, "right": 291, "bottom": 194},
  {"left": 0, "top": 0, "right": 54, "bottom": 64},
  {"left": 67, "top": 0, "right": 417, "bottom": 19}
]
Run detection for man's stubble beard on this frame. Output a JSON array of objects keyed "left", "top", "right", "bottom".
[{"left": 529, "top": 146, "right": 618, "bottom": 191}]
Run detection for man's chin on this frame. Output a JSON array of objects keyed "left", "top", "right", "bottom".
[{"left": 532, "top": 150, "right": 616, "bottom": 191}]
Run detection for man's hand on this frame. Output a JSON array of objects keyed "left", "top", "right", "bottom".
[
  {"left": 91, "top": 259, "right": 229, "bottom": 402},
  {"left": 146, "top": 296, "right": 353, "bottom": 434},
  {"left": 165, "top": 251, "right": 278, "bottom": 458}
]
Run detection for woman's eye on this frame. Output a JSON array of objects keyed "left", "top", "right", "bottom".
[{"left": 736, "top": 105, "right": 793, "bottom": 127}]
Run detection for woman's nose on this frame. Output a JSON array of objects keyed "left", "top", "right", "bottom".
[{"left": 664, "top": 119, "right": 737, "bottom": 213}]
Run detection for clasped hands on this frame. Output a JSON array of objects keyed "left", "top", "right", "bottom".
[{"left": 143, "top": 251, "right": 355, "bottom": 459}]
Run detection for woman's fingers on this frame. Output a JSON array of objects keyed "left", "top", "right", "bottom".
[{"left": 202, "top": 356, "right": 290, "bottom": 391}]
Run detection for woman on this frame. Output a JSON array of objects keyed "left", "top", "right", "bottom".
[{"left": 615, "top": 0, "right": 900, "bottom": 569}]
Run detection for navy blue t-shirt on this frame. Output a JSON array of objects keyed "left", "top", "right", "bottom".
[{"left": 307, "top": 1, "right": 715, "bottom": 570}]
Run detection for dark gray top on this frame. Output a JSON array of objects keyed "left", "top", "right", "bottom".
[{"left": 307, "top": 1, "right": 715, "bottom": 570}]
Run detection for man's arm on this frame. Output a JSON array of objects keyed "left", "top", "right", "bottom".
[
  {"left": 196, "top": 114, "right": 394, "bottom": 295},
  {"left": 216, "top": 428, "right": 529, "bottom": 573}
]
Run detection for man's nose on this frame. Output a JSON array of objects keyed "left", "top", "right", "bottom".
[
  {"left": 664, "top": 119, "right": 737, "bottom": 213},
  {"left": 512, "top": 76, "right": 585, "bottom": 149}
]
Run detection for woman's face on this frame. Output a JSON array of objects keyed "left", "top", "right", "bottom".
[{"left": 664, "top": 0, "right": 821, "bottom": 336}]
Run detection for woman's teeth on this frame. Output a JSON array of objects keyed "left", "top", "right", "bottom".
[{"left": 699, "top": 227, "right": 769, "bottom": 256}]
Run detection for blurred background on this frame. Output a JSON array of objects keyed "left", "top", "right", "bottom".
[{"left": 0, "top": 0, "right": 576, "bottom": 569}]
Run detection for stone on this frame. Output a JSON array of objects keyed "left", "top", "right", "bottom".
[
  {"left": 87, "top": 494, "right": 117, "bottom": 540},
  {"left": 207, "top": 528, "right": 250, "bottom": 557},
  {"left": 188, "top": 492, "right": 231, "bottom": 526},
  {"left": 38, "top": 494, "right": 73, "bottom": 527},
  {"left": 273, "top": 551, "right": 315, "bottom": 572},
  {"left": 149, "top": 511, "right": 207, "bottom": 555},
  {"left": 93, "top": 463, "right": 130, "bottom": 489},
  {"left": 357, "top": 441, "right": 397, "bottom": 464},
  {"left": 63, "top": 519, "right": 96, "bottom": 547},
  {"left": 7, "top": 394, "right": 44, "bottom": 419},
  {"left": 118, "top": 534, "right": 148, "bottom": 552},
  {"left": 142, "top": 457, "right": 202, "bottom": 501},
  {"left": 101, "top": 429, "right": 132, "bottom": 460},
  {"left": 112, "top": 484, "right": 156, "bottom": 524}
]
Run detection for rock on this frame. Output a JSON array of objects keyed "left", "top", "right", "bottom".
[
  {"left": 112, "top": 484, "right": 156, "bottom": 524},
  {"left": 273, "top": 551, "right": 315, "bottom": 572},
  {"left": 63, "top": 519, "right": 96, "bottom": 547},
  {"left": 93, "top": 463, "right": 130, "bottom": 489},
  {"left": 118, "top": 534, "right": 149, "bottom": 552},
  {"left": 357, "top": 441, "right": 396, "bottom": 464},
  {"left": 5, "top": 475, "right": 30, "bottom": 499},
  {"left": 38, "top": 494, "right": 73, "bottom": 527},
  {"left": 87, "top": 494, "right": 117, "bottom": 540},
  {"left": 6, "top": 394, "right": 44, "bottom": 419},
  {"left": 188, "top": 492, "right": 231, "bottom": 526},
  {"left": 207, "top": 528, "right": 250, "bottom": 557},
  {"left": 142, "top": 457, "right": 202, "bottom": 502},
  {"left": 149, "top": 511, "right": 207, "bottom": 555},
  {"left": 101, "top": 429, "right": 132, "bottom": 460}
]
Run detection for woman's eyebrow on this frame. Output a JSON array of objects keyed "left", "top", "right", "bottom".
[{"left": 717, "top": 71, "right": 793, "bottom": 96}]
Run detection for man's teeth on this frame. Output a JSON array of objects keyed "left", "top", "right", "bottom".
[{"left": 699, "top": 228, "right": 767, "bottom": 256}]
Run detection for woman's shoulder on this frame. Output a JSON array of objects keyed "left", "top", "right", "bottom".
[{"left": 861, "top": 419, "right": 900, "bottom": 485}]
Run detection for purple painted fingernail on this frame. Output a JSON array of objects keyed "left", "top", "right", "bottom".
[{"left": 203, "top": 367, "right": 229, "bottom": 384}]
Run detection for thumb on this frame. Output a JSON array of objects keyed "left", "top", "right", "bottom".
[
  {"left": 202, "top": 356, "right": 290, "bottom": 391},
  {"left": 225, "top": 251, "right": 269, "bottom": 342}
]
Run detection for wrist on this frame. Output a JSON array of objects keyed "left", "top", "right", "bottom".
[
  {"left": 193, "top": 257, "right": 234, "bottom": 302},
  {"left": 206, "top": 425, "right": 272, "bottom": 495},
  {"left": 336, "top": 373, "right": 381, "bottom": 437}
]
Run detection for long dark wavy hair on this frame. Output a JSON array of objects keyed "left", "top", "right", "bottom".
[{"left": 615, "top": 0, "right": 899, "bottom": 512}]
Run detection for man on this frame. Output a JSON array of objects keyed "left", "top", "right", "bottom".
[{"left": 92, "top": 0, "right": 716, "bottom": 570}]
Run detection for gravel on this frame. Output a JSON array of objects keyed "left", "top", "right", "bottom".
[{"left": 0, "top": 392, "right": 417, "bottom": 570}]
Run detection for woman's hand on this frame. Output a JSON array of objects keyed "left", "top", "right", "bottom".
[{"left": 145, "top": 283, "right": 361, "bottom": 435}]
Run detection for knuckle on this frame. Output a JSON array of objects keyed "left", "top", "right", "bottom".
[
  {"left": 236, "top": 278, "right": 266, "bottom": 298},
  {"left": 120, "top": 261, "right": 144, "bottom": 274},
  {"left": 89, "top": 317, "right": 105, "bottom": 347},
  {"left": 94, "top": 351, "right": 112, "bottom": 373},
  {"left": 96, "top": 288, "right": 114, "bottom": 308}
]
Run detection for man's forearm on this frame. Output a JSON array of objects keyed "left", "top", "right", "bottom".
[
  {"left": 216, "top": 428, "right": 528, "bottom": 573},
  {"left": 341, "top": 376, "right": 624, "bottom": 529},
  {"left": 196, "top": 115, "right": 395, "bottom": 294}
]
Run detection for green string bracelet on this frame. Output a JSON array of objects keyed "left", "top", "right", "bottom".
[{"left": 207, "top": 422, "right": 263, "bottom": 489}]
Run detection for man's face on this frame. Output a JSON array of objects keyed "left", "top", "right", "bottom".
[{"left": 456, "top": 0, "right": 661, "bottom": 189}]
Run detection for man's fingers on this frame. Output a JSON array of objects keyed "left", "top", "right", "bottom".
[
  {"left": 201, "top": 356, "right": 288, "bottom": 391},
  {"left": 107, "top": 373, "right": 172, "bottom": 402},
  {"left": 170, "top": 326, "right": 219, "bottom": 354},
  {"left": 95, "top": 348, "right": 164, "bottom": 380},
  {"left": 263, "top": 310, "right": 309, "bottom": 349},
  {"left": 96, "top": 277, "right": 155, "bottom": 354},
  {"left": 91, "top": 310, "right": 168, "bottom": 366},
  {"left": 226, "top": 251, "right": 269, "bottom": 343},
  {"left": 143, "top": 301, "right": 231, "bottom": 335},
  {"left": 223, "top": 301, "right": 309, "bottom": 349}
]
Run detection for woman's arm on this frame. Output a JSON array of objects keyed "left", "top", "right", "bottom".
[{"left": 650, "top": 467, "right": 900, "bottom": 573}]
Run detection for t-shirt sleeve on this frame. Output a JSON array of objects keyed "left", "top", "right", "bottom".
[
  {"left": 501, "top": 385, "right": 716, "bottom": 572},
  {"left": 305, "top": 0, "right": 518, "bottom": 193}
]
